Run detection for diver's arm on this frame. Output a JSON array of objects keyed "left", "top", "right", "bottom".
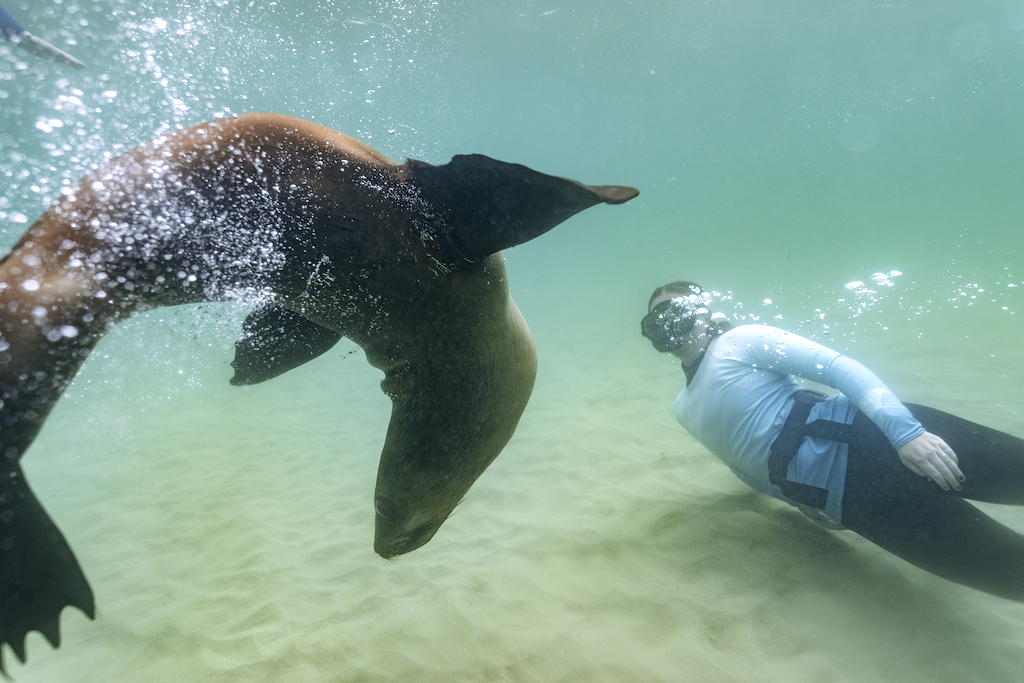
[
  {"left": 0, "top": 5, "right": 85, "bottom": 68},
  {"left": 821, "top": 352, "right": 963, "bottom": 489},
  {"left": 743, "top": 325, "right": 963, "bottom": 489},
  {"left": 0, "top": 5, "right": 21, "bottom": 39},
  {"left": 740, "top": 325, "right": 921, "bottom": 444}
]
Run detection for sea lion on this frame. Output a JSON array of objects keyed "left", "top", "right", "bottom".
[{"left": 0, "top": 112, "right": 638, "bottom": 666}]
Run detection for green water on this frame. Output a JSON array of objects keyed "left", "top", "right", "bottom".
[{"left": 2, "top": 1, "right": 1023, "bottom": 681}]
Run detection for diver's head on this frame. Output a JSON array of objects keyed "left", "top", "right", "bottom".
[{"left": 642, "top": 281, "right": 710, "bottom": 355}]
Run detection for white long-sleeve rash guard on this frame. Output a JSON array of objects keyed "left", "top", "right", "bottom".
[{"left": 674, "top": 324, "right": 925, "bottom": 524}]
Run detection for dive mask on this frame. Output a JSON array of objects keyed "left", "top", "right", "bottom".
[{"left": 641, "top": 296, "right": 701, "bottom": 352}]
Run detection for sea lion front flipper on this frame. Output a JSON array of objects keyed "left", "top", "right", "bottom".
[
  {"left": 403, "top": 154, "right": 639, "bottom": 263},
  {"left": 0, "top": 466, "right": 95, "bottom": 673},
  {"left": 229, "top": 304, "right": 343, "bottom": 386}
]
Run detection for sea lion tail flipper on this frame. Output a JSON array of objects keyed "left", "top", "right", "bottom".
[
  {"left": 0, "top": 467, "right": 95, "bottom": 672},
  {"left": 230, "top": 304, "right": 344, "bottom": 386},
  {"left": 404, "top": 154, "right": 639, "bottom": 262}
]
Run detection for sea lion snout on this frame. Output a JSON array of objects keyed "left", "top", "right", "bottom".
[{"left": 373, "top": 496, "right": 448, "bottom": 559}]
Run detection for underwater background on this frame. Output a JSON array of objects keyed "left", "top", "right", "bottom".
[{"left": 1, "top": 0, "right": 1023, "bottom": 681}]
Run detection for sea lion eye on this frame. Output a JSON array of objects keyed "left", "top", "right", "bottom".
[{"left": 374, "top": 499, "right": 392, "bottom": 519}]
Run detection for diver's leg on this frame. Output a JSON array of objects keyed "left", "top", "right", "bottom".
[
  {"left": 905, "top": 403, "right": 1024, "bottom": 504},
  {"left": 841, "top": 414, "right": 1024, "bottom": 600}
]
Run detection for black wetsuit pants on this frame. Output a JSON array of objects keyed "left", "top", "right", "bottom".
[{"left": 840, "top": 404, "right": 1024, "bottom": 600}]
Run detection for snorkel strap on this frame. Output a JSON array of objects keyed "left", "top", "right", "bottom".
[
  {"left": 679, "top": 320, "right": 732, "bottom": 386},
  {"left": 681, "top": 350, "right": 704, "bottom": 386}
]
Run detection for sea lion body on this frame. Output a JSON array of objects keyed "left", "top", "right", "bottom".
[{"left": 0, "top": 113, "right": 637, "bottom": 665}]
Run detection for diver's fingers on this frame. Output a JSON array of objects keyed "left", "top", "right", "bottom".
[
  {"left": 17, "top": 32, "right": 86, "bottom": 69},
  {"left": 937, "top": 447, "right": 965, "bottom": 483},
  {"left": 926, "top": 435, "right": 965, "bottom": 485},
  {"left": 899, "top": 457, "right": 928, "bottom": 479},
  {"left": 919, "top": 459, "right": 960, "bottom": 492}
]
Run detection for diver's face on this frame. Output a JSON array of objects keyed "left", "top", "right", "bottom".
[{"left": 644, "top": 292, "right": 711, "bottom": 362}]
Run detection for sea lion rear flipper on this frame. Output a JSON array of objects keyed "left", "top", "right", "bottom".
[
  {"left": 0, "top": 467, "right": 95, "bottom": 673},
  {"left": 404, "top": 154, "right": 639, "bottom": 263},
  {"left": 230, "top": 304, "right": 343, "bottom": 386}
]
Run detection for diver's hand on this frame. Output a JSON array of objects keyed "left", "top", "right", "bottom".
[{"left": 897, "top": 432, "right": 964, "bottom": 491}]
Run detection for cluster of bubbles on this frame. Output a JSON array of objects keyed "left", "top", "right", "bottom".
[
  {"left": 689, "top": 265, "right": 1019, "bottom": 350},
  {"left": 0, "top": 0, "right": 451, "bottom": 395},
  {"left": 1, "top": 0, "right": 447, "bottom": 246}
]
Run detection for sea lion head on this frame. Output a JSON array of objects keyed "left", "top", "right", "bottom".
[{"left": 363, "top": 254, "right": 537, "bottom": 558}]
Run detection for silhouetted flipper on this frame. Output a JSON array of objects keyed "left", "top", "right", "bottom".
[
  {"left": 0, "top": 465, "right": 94, "bottom": 674},
  {"left": 230, "top": 304, "right": 343, "bottom": 386},
  {"left": 406, "top": 155, "right": 637, "bottom": 262}
]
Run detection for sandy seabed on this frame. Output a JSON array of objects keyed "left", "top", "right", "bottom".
[{"left": 7, "top": 302, "right": 1024, "bottom": 683}]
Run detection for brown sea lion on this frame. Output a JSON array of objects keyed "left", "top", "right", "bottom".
[{"left": 0, "top": 113, "right": 638, "bottom": 666}]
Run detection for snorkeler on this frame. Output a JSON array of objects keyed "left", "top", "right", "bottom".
[
  {"left": 0, "top": 4, "right": 85, "bottom": 69},
  {"left": 642, "top": 280, "right": 1024, "bottom": 600}
]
